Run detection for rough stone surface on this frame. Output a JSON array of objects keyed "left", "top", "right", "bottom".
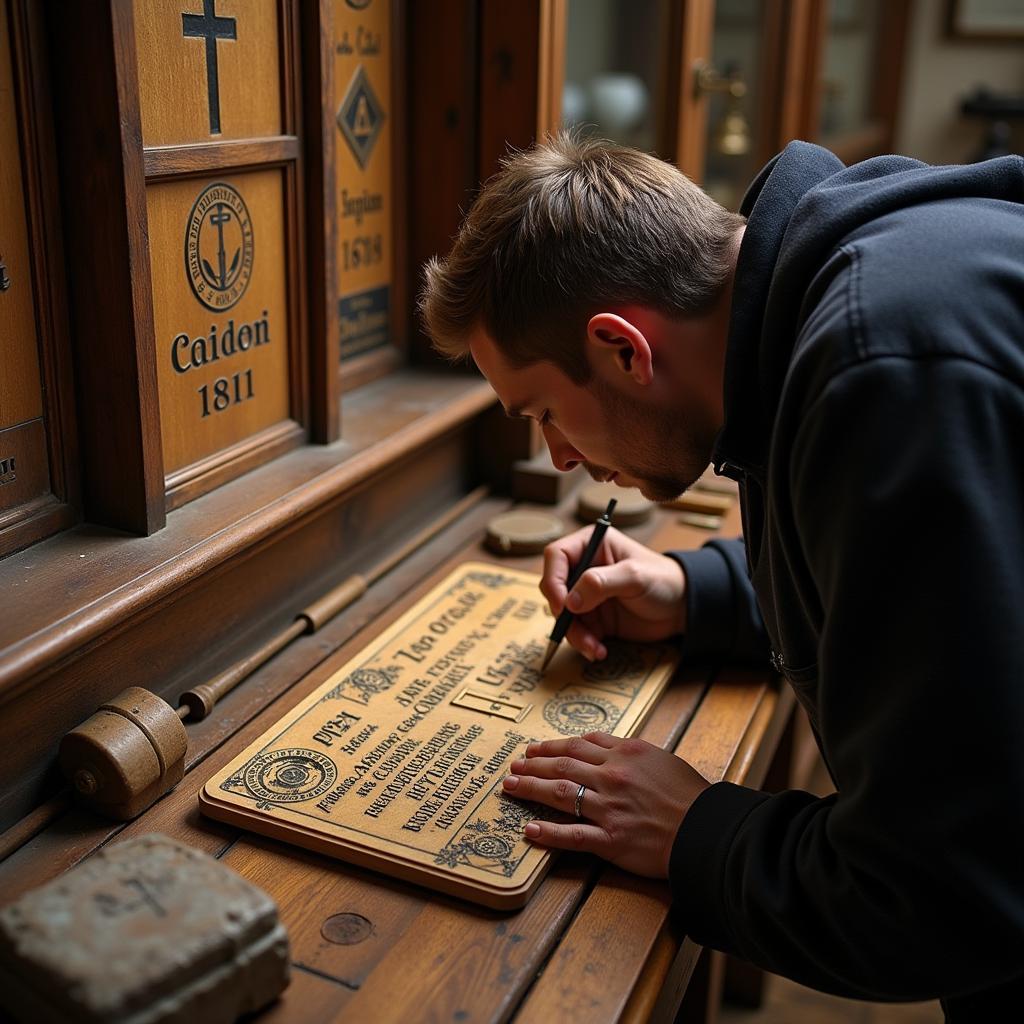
[{"left": 0, "top": 834, "right": 289, "bottom": 1023}]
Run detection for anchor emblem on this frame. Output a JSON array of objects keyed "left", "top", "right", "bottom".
[
  {"left": 184, "top": 182, "right": 254, "bottom": 312},
  {"left": 204, "top": 202, "right": 239, "bottom": 292}
]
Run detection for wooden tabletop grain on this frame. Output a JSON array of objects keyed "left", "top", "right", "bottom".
[{"left": 0, "top": 496, "right": 789, "bottom": 1024}]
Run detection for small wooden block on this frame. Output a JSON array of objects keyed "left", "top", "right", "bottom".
[
  {"left": 512, "top": 448, "right": 584, "bottom": 504},
  {"left": 0, "top": 834, "right": 289, "bottom": 1024},
  {"left": 662, "top": 490, "right": 735, "bottom": 515},
  {"left": 577, "top": 482, "right": 653, "bottom": 526},
  {"left": 485, "top": 509, "right": 564, "bottom": 555},
  {"left": 678, "top": 512, "right": 723, "bottom": 531}
]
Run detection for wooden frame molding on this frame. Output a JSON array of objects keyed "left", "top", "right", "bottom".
[
  {"left": 46, "top": 0, "right": 166, "bottom": 534},
  {"left": 143, "top": 136, "right": 301, "bottom": 181},
  {"left": 300, "top": 0, "right": 340, "bottom": 440}
]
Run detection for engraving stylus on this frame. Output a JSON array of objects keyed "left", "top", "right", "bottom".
[{"left": 540, "top": 498, "right": 617, "bottom": 672}]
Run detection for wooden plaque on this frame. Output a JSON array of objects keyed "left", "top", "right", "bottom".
[
  {"left": 147, "top": 169, "right": 296, "bottom": 482},
  {"left": 201, "top": 563, "right": 678, "bottom": 908},
  {"left": 134, "top": 0, "right": 282, "bottom": 147},
  {"left": 334, "top": 0, "right": 394, "bottom": 361},
  {"left": 0, "top": 76, "right": 49, "bottom": 518},
  {"left": 0, "top": 0, "right": 76, "bottom": 553}
]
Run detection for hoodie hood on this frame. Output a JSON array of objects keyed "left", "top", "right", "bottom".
[{"left": 712, "top": 141, "right": 1024, "bottom": 477}]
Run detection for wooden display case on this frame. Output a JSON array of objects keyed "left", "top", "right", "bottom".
[
  {"left": 557, "top": 0, "right": 913, "bottom": 208},
  {"left": 45, "top": 0, "right": 307, "bottom": 526},
  {"left": 0, "top": 0, "right": 550, "bottom": 834},
  {"left": 0, "top": 0, "right": 76, "bottom": 558}
]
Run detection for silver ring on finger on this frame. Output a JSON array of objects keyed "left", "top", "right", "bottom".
[{"left": 574, "top": 783, "right": 586, "bottom": 819}]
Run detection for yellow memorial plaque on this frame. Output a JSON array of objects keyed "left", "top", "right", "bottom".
[
  {"left": 334, "top": 0, "right": 393, "bottom": 360},
  {"left": 134, "top": 0, "right": 282, "bottom": 147},
  {"left": 201, "top": 564, "right": 679, "bottom": 908},
  {"left": 147, "top": 169, "right": 292, "bottom": 478}
]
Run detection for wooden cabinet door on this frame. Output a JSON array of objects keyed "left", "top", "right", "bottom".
[{"left": 556, "top": 0, "right": 911, "bottom": 210}]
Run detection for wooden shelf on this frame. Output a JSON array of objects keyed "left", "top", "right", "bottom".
[{"left": 0, "top": 370, "right": 494, "bottom": 830}]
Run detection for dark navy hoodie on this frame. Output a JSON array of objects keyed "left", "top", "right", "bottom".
[{"left": 669, "top": 142, "right": 1024, "bottom": 1014}]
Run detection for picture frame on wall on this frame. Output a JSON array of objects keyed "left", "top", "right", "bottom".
[{"left": 948, "top": 0, "right": 1024, "bottom": 41}]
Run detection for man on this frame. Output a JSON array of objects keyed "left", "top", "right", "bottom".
[{"left": 419, "top": 133, "right": 1024, "bottom": 1019}]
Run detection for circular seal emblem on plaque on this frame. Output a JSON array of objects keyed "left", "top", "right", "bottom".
[
  {"left": 184, "top": 182, "right": 254, "bottom": 312},
  {"left": 543, "top": 693, "right": 622, "bottom": 736},
  {"left": 472, "top": 835, "right": 513, "bottom": 860},
  {"left": 243, "top": 748, "right": 337, "bottom": 803}
]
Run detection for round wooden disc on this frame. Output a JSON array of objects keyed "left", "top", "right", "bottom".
[
  {"left": 577, "top": 482, "right": 653, "bottom": 526},
  {"left": 485, "top": 510, "right": 564, "bottom": 556}
]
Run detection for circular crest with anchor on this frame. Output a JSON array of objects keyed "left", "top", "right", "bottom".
[{"left": 184, "top": 181, "right": 254, "bottom": 312}]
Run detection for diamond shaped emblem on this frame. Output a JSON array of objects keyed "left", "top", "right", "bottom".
[{"left": 337, "top": 65, "right": 385, "bottom": 170}]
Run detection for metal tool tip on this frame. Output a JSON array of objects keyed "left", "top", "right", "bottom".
[{"left": 539, "top": 640, "right": 558, "bottom": 673}]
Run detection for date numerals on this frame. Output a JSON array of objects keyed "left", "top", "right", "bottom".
[
  {"left": 342, "top": 234, "right": 383, "bottom": 271},
  {"left": 198, "top": 368, "right": 254, "bottom": 418}
]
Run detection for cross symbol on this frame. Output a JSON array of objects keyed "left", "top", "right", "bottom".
[{"left": 182, "top": 0, "right": 237, "bottom": 135}]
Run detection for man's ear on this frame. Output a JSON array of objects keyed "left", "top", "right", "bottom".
[{"left": 586, "top": 312, "right": 654, "bottom": 385}]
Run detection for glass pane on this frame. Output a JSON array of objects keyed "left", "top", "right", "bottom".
[
  {"left": 820, "top": 0, "right": 884, "bottom": 140},
  {"left": 562, "top": 0, "right": 672, "bottom": 154},
  {"left": 701, "top": 0, "right": 765, "bottom": 212}
]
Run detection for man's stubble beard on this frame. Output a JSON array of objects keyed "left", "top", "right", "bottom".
[{"left": 586, "top": 376, "right": 714, "bottom": 502}]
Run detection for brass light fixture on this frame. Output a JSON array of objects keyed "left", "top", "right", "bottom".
[{"left": 693, "top": 61, "right": 752, "bottom": 156}]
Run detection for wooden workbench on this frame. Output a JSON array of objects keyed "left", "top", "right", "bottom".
[{"left": 0, "top": 495, "right": 792, "bottom": 1024}]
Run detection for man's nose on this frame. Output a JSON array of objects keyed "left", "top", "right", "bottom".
[{"left": 541, "top": 422, "right": 582, "bottom": 472}]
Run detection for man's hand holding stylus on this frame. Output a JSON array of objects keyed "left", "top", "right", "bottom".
[
  {"left": 539, "top": 526, "right": 689, "bottom": 662},
  {"left": 522, "top": 527, "right": 707, "bottom": 875}
]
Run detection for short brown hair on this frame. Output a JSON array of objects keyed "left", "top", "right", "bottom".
[{"left": 420, "top": 132, "right": 745, "bottom": 383}]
